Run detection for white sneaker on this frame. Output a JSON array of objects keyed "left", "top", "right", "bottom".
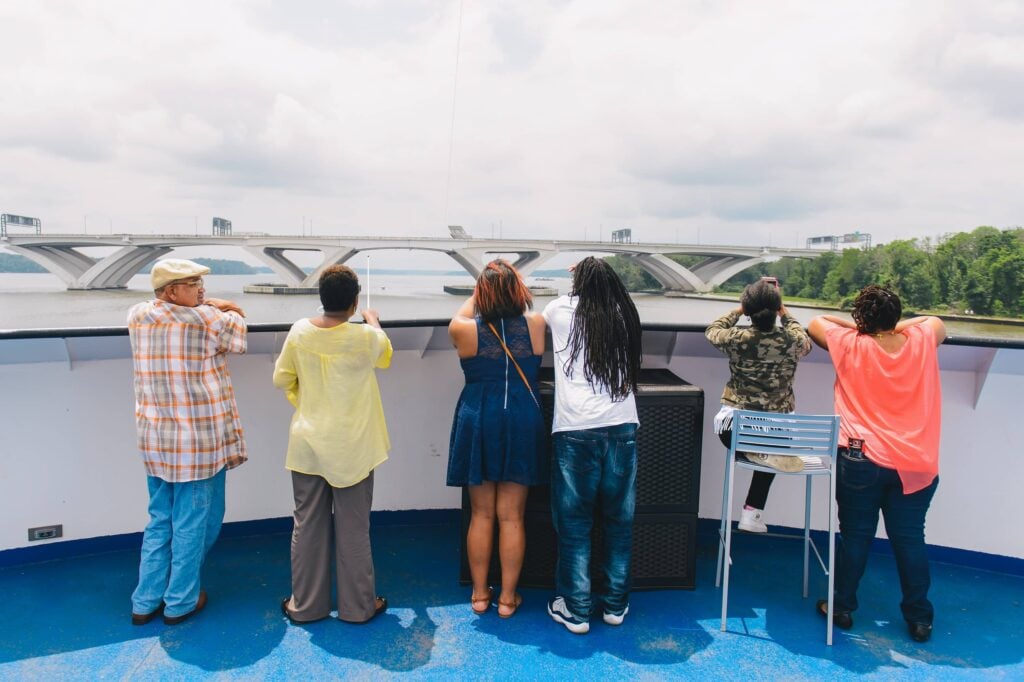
[
  {"left": 603, "top": 604, "right": 629, "bottom": 626},
  {"left": 548, "top": 596, "right": 589, "bottom": 634},
  {"left": 744, "top": 452, "right": 804, "bottom": 473},
  {"left": 738, "top": 507, "right": 767, "bottom": 533}
]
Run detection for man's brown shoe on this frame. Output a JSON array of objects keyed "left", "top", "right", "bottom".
[
  {"left": 163, "top": 590, "right": 207, "bottom": 625},
  {"left": 131, "top": 602, "right": 164, "bottom": 625}
]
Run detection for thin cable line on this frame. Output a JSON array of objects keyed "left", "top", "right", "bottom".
[{"left": 443, "top": 0, "right": 465, "bottom": 228}]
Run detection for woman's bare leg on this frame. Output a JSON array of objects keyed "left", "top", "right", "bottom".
[{"left": 495, "top": 481, "right": 529, "bottom": 615}]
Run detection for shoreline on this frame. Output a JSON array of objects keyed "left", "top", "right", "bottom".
[{"left": 668, "top": 292, "right": 1024, "bottom": 328}]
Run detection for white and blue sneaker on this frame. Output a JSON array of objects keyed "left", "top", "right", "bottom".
[
  {"left": 548, "top": 596, "right": 589, "bottom": 634},
  {"left": 603, "top": 604, "right": 629, "bottom": 626}
]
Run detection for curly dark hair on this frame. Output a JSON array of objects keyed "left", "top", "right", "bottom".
[
  {"left": 851, "top": 285, "right": 902, "bottom": 334},
  {"left": 319, "top": 264, "right": 360, "bottom": 313},
  {"left": 741, "top": 280, "right": 782, "bottom": 332},
  {"left": 563, "top": 257, "right": 642, "bottom": 400}
]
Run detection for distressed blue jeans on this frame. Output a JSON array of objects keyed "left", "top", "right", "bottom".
[
  {"left": 551, "top": 423, "right": 637, "bottom": 619},
  {"left": 132, "top": 468, "right": 226, "bottom": 618},
  {"left": 835, "top": 450, "right": 938, "bottom": 625}
]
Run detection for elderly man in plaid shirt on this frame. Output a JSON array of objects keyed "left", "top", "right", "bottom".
[{"left": 128, "top": 259, "right": 248, "bottom": 626}]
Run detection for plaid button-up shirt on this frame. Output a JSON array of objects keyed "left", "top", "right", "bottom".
[{"left": 128, "top": 299, "right": 248, "bottom": 482}]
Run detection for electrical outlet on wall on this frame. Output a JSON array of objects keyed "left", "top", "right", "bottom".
[{"left": 28, "top": 524, "right": 63, "bottom": 541}]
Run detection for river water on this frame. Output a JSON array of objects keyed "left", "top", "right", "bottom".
[{"left": 1, "top": 272, "right": 1021, "bottom": 339}]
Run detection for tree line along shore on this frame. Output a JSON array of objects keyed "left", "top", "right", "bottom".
[{"left": 607, "top": 225, "right": 1024, "bottom": 320}]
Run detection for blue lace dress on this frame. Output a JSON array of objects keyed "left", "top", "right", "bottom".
[{"left": 446, "top": 316, "right": 547, "bottom": 486}]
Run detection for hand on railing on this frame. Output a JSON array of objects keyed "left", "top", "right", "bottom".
[{"left": 205, "top": 298, "right": 246, "bottom": 317}]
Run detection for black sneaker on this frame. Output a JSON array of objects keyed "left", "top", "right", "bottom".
[
  {"left": 816, "top": 598, "right": 853, "bottom": 630},
  {"left": 908, "top": 622, "right": 932, "bottom": 642}
]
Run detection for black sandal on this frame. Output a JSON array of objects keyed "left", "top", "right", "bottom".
[
  {"left": 816, "top": 598, "right": 853, "bottom": 630},
  {"left": 280, "top": 597, "right": 328, "bottom": 625},
  {"left": 347, "top": 596, "right": 388, "bottom": 625}
]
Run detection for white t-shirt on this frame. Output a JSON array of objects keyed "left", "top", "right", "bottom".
[{"left": 542, "top": 295, "right": 639, "bottom": 434}]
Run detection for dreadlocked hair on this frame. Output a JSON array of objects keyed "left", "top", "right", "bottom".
[
  {"left": 851, "top": 284, "right": 902, "bottom": 334},
  {"left": 564, "top": 256, "right": 642, "bottom": 400}
]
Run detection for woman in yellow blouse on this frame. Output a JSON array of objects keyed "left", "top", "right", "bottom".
[{"left": 273, "top": 264, "right": 392, "bottom": 624}]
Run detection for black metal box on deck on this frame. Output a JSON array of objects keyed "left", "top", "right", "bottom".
[{"left": 459, "top": 368, "right": 703, "bottom": 590}]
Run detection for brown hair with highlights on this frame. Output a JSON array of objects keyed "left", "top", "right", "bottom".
[{"left": 473, "top": 259, "right": 533, "bottom": 323}]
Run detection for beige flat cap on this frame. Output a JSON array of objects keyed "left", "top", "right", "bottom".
[{"left": 151, "top": 259, "right": 211, "bottom": 290}]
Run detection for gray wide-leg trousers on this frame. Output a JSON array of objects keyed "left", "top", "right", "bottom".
[{"left": 286, "top": 470, "right": 377, "bottom": 622}]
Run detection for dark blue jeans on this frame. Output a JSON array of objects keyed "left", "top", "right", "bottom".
[
  {"left": 835, "top": 449, "right": 939, "bottom": 624},
  {"left": 551, "top": 423, "right": 638, "bottom": 619}
]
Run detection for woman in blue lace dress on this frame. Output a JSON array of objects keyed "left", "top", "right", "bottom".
[{"left": 448, "top": 259, "right": 547, "bottom": 618}]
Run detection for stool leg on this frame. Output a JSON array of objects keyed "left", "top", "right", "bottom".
[
  {"left": 803, "top": 475, "right": 812, "bottom": 598},
  {"left": 826, "top": 460, "right": 837, "bottom": 645},
  {"left": 715, "top": 453, "right": 731, "bottom": 588},
  {"left": 720, "top": 452, "right": 737, "bottom": 632}
]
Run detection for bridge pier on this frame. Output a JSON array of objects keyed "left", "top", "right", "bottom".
[
  {"left": 692, "top": 255, "right": 767, "bottom": 289},
  {"left": 245, "top": 245, "right": 359, "bottom": 287},
  {"left": 245, "top": 247, "right": 307, "bottom": 286},
  {"left": 628, "top": 253, "right": 708, "bottom": 293},
  {"left": 447, "top": 246, "right": 559, "bottom": 279},
  {"left": 508, "top": 250, "right": 558, "bottom": 276},
  {"left": 624, "top": 253, "right": 773, "bottom": 293},
  {"left": 8, "top": 243, "right": 172, "bottom": 290},
  {"left": 76, "top": 244, "right": 173, "bottom": 289}
]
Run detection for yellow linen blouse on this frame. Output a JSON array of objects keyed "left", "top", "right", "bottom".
[{"left": 272, "top": 318, "right": 392, "bottom": 488}]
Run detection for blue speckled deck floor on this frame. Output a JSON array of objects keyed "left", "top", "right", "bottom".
[{"left": 1, "top": 521, "right": 1021, "bottom": 680}]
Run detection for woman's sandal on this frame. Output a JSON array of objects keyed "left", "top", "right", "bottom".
[
  {"left": 497, "top": 592, "right": 522, "bottom": 619},
  {"left": 471, "top": 587, "right": 493, "bottom": 615}
]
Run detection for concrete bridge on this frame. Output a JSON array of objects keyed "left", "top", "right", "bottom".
[{"left": 0, "top": 233, "right": 821, "bottom": 292}]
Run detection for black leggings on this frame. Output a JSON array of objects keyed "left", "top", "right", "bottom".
[{"left": 719, "top": 430, "right": 775, "bottom": 510}]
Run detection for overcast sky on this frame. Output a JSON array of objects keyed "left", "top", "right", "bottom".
[{"left": 2, "top": 0, "right": 1022, "bottom": 252}]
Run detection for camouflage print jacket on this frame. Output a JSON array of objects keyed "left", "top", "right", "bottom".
[{"left": 705, "top": 309, "right": 811, "bottom": 413}]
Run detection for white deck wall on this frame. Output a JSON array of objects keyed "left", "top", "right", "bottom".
[{"left": 0, "top": 328, "right": 1021, "bottom": 561}]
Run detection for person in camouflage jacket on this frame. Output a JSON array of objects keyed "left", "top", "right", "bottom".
[{"left": 706, "top": 279, "right": 811, "bottom": 532}]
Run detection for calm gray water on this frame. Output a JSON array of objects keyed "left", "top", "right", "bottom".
[{"left": 1, "top": 272, "right": 1020, "bottom": 339}]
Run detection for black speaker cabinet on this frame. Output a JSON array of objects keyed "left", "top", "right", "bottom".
[{"left": 459, "top": 368, "right": 703, "bottom": 590}]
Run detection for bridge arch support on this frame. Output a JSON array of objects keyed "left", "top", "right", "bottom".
[
  {"left": 627, "top": 253, "right": 708, "bottom": 292},
  {"left": 447, "top": 246, "right": 559, "bottom": 279},
  {"left": 244, "top": 245, "right": 358, "bottom": 287},
  {"left": 624, "top": 253, "right": 784, "bottom": 293},
  {"left": 693, "top": 255, "right": 771, "bottom": 290},
  {"left": 8, "top": 243, "right": 172, "bottom": 289}
]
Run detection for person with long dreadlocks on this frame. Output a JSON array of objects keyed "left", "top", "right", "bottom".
[{"left": 542, "top": 256, "right": 643, "bottom": 634}]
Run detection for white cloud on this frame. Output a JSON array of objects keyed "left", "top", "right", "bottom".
[{"left": 0, "top": 0, "right": 1021, "bottom": 245}]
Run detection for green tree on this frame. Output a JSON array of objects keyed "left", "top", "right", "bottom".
[{"left": 603, "top": 255, "right": 660, "bottom": 291}]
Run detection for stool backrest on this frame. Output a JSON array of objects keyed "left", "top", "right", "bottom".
[{"left": 730, "top": 410, "right": 840, "bottom": 459}]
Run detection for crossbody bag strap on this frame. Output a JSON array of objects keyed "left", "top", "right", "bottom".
[{"left": 487, "top": 321, "right": 541, "bottom": 410}]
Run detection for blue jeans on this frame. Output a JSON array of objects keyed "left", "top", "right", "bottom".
[
  {"left": 551, "top": 423, "right": 637, "bottom": 619},
  {"left": 132, "top": 468, "right": 226, "bottom": 618},
  {"left": 835, "top": 450, "right": 938, "bottom": 624}
]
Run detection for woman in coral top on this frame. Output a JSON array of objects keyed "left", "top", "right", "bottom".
[{"left": 808, "top": 285, "right": 946, "bottom": 643}]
